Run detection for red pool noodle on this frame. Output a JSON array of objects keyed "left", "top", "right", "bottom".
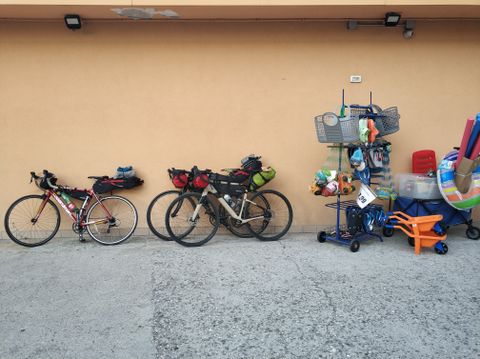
[{"left": 456, "top": 117, "right": 474, "bottom": 169}]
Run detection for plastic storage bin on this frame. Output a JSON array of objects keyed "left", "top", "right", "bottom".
[{"left": 396, "top": 173, "right": 442, "bottom": 200}]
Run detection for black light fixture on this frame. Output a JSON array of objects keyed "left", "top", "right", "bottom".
[
  {"left": 64, "top": 14, "right": 82, "bottom": 30},
  {"left": 384, "top": 12, "right": 401, "bottom": 27}
]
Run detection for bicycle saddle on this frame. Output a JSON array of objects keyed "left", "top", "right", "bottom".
[{"left": 88, "top": 175, "right": 108, "bottom": 180}]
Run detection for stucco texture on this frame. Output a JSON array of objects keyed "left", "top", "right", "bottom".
[{"left": 0, "top": 20, "right": 479, "bottom": 233}]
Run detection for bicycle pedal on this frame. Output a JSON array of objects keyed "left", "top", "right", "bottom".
[{"left": 79, "top": 236, "right": 86, "bottom": 242}]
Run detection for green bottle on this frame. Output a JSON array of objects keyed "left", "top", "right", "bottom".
[{"left": 60, "top": 192, "right": 77, "bottom": 212}]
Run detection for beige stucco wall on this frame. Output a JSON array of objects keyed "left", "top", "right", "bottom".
[{"left": 0, "top": 20, "right": 479, "bottom": 235}]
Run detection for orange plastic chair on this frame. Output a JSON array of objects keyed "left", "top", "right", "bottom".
[{"left": 412, "top": 150, "right": 437, "bottom": 174}]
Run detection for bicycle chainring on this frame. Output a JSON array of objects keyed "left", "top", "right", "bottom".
[{"left": 72, "top": 223, "right": 85, "bottom": 234}]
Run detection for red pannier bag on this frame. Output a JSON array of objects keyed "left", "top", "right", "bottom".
[{"left": 169, "top": 169, "right": 189, "bottom": 189}]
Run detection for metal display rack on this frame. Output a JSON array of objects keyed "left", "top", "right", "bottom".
[{"left": 315, "top": 90, "right": 391, "bottom": 252}]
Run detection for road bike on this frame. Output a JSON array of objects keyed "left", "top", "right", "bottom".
[
  {"left": 164, "top": 171, "right": 293, "bottom": 247},
  {"left": 4, "top": 170, "right": 138, "bottom": 246}
]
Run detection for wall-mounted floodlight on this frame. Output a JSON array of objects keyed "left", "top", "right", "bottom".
[
  {"left": 346, "top": 13, "right": 414, "bottom": 39},
  {"left": 64, "top": 14, "right": 82, "bottom": 30},
  {"left": 384, "top": 12, "right": 401, "bottom": 27}
]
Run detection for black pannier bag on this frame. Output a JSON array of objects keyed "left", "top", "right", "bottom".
[
  {"left": 93, "top": 176, "right": 144, "bottom": 194},
  {"left": 210, "top": 173, "right": 246, "bottom": 197}
]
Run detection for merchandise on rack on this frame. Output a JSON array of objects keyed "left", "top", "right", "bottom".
[{"left": 312, "top": 90, "right": 400, "bottom": 252}]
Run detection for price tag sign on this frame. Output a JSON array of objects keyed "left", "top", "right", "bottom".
[{"left": 357, "top": 183, "right": 376, "bottom": 209}]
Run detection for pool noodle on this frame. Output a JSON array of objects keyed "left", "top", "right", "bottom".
[
  {"left": 456, "top": 117, "right": 474, "bottom": 168},
  {"left": 465, "top": 117, "right": 480, "bottom": 158},
  {"left": 470, "top": 135, "right": 480, "bottom": 161},
  {"left": 468, "top": 113, "right": 480, "bottom": 160}
]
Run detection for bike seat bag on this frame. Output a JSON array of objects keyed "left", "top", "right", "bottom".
[
  {"left": 241, "top": 155, "right": 263, "bottom": 172},
  {"left": 169, "top": 169, "right": 189, "bottom": 189},
  {"left": 230, "top": 170, "right": 250, "bottom": 183},
  {"left": 93, "top": 176, "right": 144, "bottom": 194},
  {"left": 249, "top": 167, "right": 276, "bottom": 191}
]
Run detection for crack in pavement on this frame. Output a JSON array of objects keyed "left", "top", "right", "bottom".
[{"left": 277, "top": 240, "right": 339, "bottom": 355}]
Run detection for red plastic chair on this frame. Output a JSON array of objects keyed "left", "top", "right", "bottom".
[{"left": 412, "top": 150, "right": 437, "bottom": 174}]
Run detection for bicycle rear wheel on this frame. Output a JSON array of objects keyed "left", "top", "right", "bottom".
[
  {"left": 165, "top": 192, "right": 219, "bottom": 247},
  {"left": 224, "top": 193, "right": 269, "bottom": 238},
  {"left": 147, "top": 190, "right": 183, "bottom": 241},
  {"left": 4, "top": 194, "right": 60, "bottom": 247},
  {"left": 86, "top": 195, "right": 138, "bottom": 245},
  {"left": 245, "top": 189, "right": 293, "bottom": 241}
]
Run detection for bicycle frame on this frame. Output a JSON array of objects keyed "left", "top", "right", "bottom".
[
  {"left": 193, "top": 185, "right": 265, "bottom": 225},
  {"left": 34, "top": 189, "right": 114, "bottom": 228}
]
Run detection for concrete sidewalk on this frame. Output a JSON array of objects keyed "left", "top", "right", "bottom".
[{"left": 0, "top": 229, "right": 479, "bottom": 359}]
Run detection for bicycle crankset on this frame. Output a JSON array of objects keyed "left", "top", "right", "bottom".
[{"left": 72, "top": 223, "right": 86, "bottom": 234}]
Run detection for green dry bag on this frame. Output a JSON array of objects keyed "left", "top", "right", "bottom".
[{"left": 250, "top": 167, "right": 276, "bottom": 190}]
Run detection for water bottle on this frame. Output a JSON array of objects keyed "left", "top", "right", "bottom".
[
  {"left": 223, "top": 194, "right": 234, "bottom": 207},
  {"left": 60, "top": 192, "right": 77, "bottom": 212}
]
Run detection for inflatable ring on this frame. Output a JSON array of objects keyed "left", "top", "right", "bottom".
[{"left": 437, "top": 150, "right": 480, "bottom": 210}]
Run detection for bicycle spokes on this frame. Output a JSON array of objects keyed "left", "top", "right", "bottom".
[{"left": 246, "top": 190, "right": 293, "bottom": 240}]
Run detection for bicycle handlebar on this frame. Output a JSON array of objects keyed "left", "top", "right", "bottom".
[
  {"left": 30, "top": 169, "right": 61, "bottom": 190},
  {"left": 46, "top": 176, "right": 58, "bottom": 190}
]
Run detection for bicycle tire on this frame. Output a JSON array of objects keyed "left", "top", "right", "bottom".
[
  {"left": 86, "top": 195, "right": 138, "bottom": 245},
  {"left": 165, "top": 192, "right": 219, "bottom": 247},
  {"left": 146, "top": 190, "right": 183, "bottom": 241},
  {"left": 246, "top": 189, "right": 293, "bottom": 241},
  {"left": 4, "top": 194, "right": 60, "bottom": 247},
  {"left": 224, "top": 193, "right": 269, "bottom": 238}
]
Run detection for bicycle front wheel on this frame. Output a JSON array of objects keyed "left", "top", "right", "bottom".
[
  {"left": 4, "top": 194, "right": 61, "bottom": 247},
  {"left": 146, "top": 190, "right": 183, "bottom": 241},
  {"left": 86, "top": 196, "right": 138, "bottom": 245},
  {"left": 165, "top": 192, "right": 219, "bottom": 247},
  {"left": 246, "top": 189, "right": 293, "bottom": 241}
]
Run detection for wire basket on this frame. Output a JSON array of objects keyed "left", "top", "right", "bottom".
[
  {"left": 348, "top": 104, "right": 382, "bottom": 118},
  {"left": 375, "top": 107, "right": 400, "bottom": 136},
  {"left": 314, "top": 112, "right": 360, "bottom": 143}
]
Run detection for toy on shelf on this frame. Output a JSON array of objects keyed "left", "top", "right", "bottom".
[
  {"left": 350, "top": 147, "right": 371, "bottom": 185},
  {"left": 384, "top": 211, "right": 448, "bottom": 255},
  {"left": 309, "top": 169, "right": 355, "bottom": 197}
]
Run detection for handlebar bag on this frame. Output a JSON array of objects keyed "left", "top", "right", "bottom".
[{"left": 169, "top": 169, "right": 189, "bottom": 189}]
